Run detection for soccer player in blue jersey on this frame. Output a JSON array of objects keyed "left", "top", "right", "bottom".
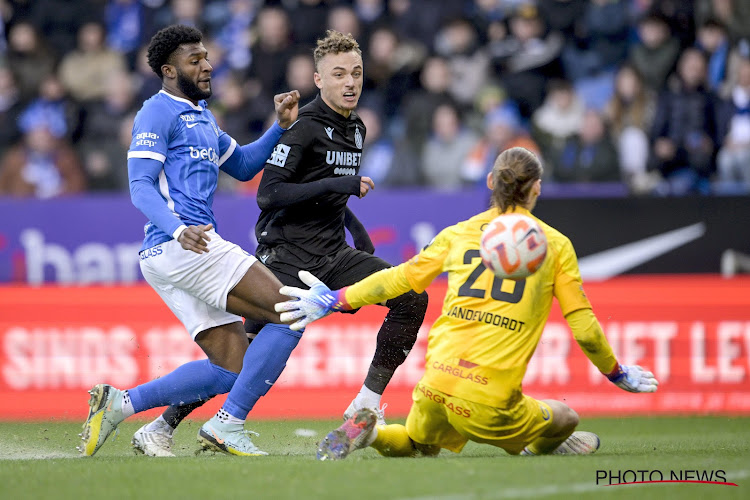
[{"left": 78, "top": 24, "right": 303, "bottom": 457}]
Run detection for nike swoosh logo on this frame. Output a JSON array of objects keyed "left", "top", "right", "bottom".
[
  {"left": 211, "top": 429, "right": 225, "bottom": 445},
  {"left": 578, "top": 222, "right": 706, "bottom": 280},
  {"left": 186, "top": 122, "right": 199, "bottom": 128},
  {"left": 264, "top": 380, "right": 274, "bottom": 386}
]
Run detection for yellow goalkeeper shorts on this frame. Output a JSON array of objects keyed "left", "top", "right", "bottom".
[{"left": 405, "top": 383, "right": 554, "bottom": 455}]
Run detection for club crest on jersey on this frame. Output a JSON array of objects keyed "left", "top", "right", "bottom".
[
  {"left": 355, "top": 126, "right": 363, "bottom": 149},
  {"left": 268, "top": 143, "right": 291, "bottom": 167}
]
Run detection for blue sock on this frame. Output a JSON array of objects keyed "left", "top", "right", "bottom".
[
  {"left": 128, "top": 359, "right": 238, "bottom": 413},
  {"left": 222, "top": 323, "right": 302, "bottom": 420}
]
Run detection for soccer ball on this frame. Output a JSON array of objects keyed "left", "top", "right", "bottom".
[{"left": 480, "top": 214, "right": 547, "bottom": 279}]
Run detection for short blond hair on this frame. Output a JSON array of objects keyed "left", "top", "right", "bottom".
[{"left": 313, "top": 30, "right": 361, "bottom": 71}]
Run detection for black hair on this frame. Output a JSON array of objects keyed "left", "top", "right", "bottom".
[{"left": 146, "top": 25, "right": 203, "bottom": 79}]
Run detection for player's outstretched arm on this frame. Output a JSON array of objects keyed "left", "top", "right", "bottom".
[{"left": 565, "top": 308, "right": 658, "bottom": 393}]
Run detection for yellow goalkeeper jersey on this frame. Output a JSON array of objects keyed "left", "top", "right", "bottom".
[{"left": 343, "top": 206, "right": 612, "bottom": 408}]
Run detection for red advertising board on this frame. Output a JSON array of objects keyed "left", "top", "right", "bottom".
[{"left": 1, "top": 275, "right": 749, "bottom": 421}]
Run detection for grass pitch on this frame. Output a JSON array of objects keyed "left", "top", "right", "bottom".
[{"left": 0, "top": 416, "right": 747, "bottom": 500}]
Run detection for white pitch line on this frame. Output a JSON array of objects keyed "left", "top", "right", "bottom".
[{"left": 394, "top": 470, "right": 749, "bottom": 500}]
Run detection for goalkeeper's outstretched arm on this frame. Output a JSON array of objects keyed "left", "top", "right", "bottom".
[{"left": 566, "top": 308, "right": 658, "bottom": 393}]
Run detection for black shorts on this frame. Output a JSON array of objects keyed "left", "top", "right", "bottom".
[{"left": 256, "top": 244, "right": 392, "bottom": 289}]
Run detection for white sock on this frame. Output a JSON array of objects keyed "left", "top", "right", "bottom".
[
  {"left": 353, "top": 385, "right": 382, "bottom": 410},
  {"left": 121, "top": 391, "right": 135, "bottom": 418},
  {"left": 215, "top": 408, "right": 245, "bottom": 425},
  {"left": 144, "top": 415, "right": 174, "bottom": 435}
]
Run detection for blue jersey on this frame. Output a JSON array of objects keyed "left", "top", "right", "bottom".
[{"left": 128, "top": 90, "right": 282, "bottom": 251}]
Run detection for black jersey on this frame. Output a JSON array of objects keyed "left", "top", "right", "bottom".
[{"left": 256, "top": 94, "right": 366, "bottom": 256}]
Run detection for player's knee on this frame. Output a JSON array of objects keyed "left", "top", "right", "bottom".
[{"left": 559, "top": 406, "right": 579, "bottom": 433}]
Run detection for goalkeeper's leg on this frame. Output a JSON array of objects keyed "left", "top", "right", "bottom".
[{"left": 521, "top": 400, "right": 599, "bottom": 455}]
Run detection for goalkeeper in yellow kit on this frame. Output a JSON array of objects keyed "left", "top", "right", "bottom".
[{"left": 276, "top": 147, "right": 658, "bottom": 459}]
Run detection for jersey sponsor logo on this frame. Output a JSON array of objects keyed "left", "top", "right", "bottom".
[
  {"left": 432, "top": 362, "right": 489, "bottom": 385},
  {"left": 324, "top": 126, "right": 334, "bottom": 140},
  {"left": 134, "top": 132, "right": 159, "bottom": 148},
  {"left": 333, "top": 167, "right": 356, "bottom": 175},
  {"left": 189, "top": 146, "right": 219, "bottom": 165},
  {"left": 268, "top": 143, "right": 291, "bottom": 167},
  {"left": 355, "top": 126, "right": 363, "bottom": 149},
  {"left": 325, "top": 151, "right": 362, "bottom": 169},
  {"left": 180, "top": 115, "right": 196, "bottom": 122},
  {"left": 416, "top": 383, "right": 471, "bottom": 417},
  {"left": 139, "top": 245, "right": 163, "bottom": 261}
]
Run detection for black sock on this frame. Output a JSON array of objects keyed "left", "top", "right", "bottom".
[
  {"left": 162, "top": 399, "right": 210, "bottom": 429},
  {"left": 366, "top": 290, "right": 428, "bottom": 393}
]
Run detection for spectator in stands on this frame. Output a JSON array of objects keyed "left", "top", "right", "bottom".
[
  {"left": 23, "top": 74, "right": 83, "bottom": 144},
  {"left": 605, "top": 64, "right": 659, "bottom": 194},
  {"left": 629, "top": 12, "right": 681, "bottom": 91},
  {"left": 0, "top": 107, "right": 85, "bottom": 197},
  {"left": 435, "top": 17, "right": 491, "bottom": 109},
  {"left": 77, "top": 71, "right": 138, "bottom": 191},
  {"left": 550, "top": 109, "right": 621, "bottom": 184},
  {"left": 6, "top": 22, "right": 56, "bottom": 101},
  {"left": 58, "top": 21, "right": 128, "bottom": 103},
  {"left": 0, "top": 66, "right": 24, "bottom": 153},
  {"left": 532, "top": 79, "right": 585, "bottom": 163},
  {"left": 247, "top": 6, "right": 293, "bottom": 96},
  {"left": 537, "top": 0, "right": 586, "bottom": 42},
  {"left": 488, "top": 3, "right": 564, "bottom": 118},
  {"left": 290, "top": 0, "right": 329, "bottom": 47},
  {"left": 132, "top": 43, "right": 163, "bottom": 106},
  {"left": 421, "top": 102, "right": 479, "bottom": 190},
  {"left": 462, "top": 105, "right": 540, "bottom": 186},
  {"left": 715, "top": 55, "right": 750, "bottom": 193},
  {"left": 213, "top": 0, "right": 256, "bottom": 72},
  {"left": 696, "top": 18, "right": 731, "bottom": 92},
  {"left": 401, "top": 55, "right": 455, "bottom": 158},
  {"left": 105, "top": 0, "right": 148, "bottom": 68},
  {"left": 649, "top": 0, "right": 695, "bottom": 48},
  {"left": 26, "top": 0, "right": 102, "bottom": 57},
  {"left": 358, "top": 106, "right": 400, "bottom": 186},
  {"left": 649, "top": 48, "right": 721, "bottom": 195},
  {"left": 363, "top": 26, "right": 423, "bottom": 119},
  {"left": 560, "top": 0, "right": 629, "bottom": 82},
  {"left": 212, "top": 74, "right": 271, "bottom": 147},
  {"left": 386, "top": 0, "right": 458, "bottom": 49},
  {"left": 327, "top": 5, "right": 363, "bottom": 50},
  {"left": 284, "top": 51, "right": 318, "bottom": 108},
  {"left": 696, "top": 0, "right": 750, "bottom": 44}
]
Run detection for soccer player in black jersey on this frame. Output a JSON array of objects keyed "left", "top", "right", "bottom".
[
  {"left": 135, "top": 30, "right": 427, "bottom": 455},
  {"left": 253, "top": 30, "right": 428, "bottom": 422}
]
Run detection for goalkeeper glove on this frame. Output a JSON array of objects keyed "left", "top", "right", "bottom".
[
  {"left": 606, "top": 364, "right": 659, "bottom": 393},
  {"left": 275, "top": 271, "right": 349, "bottom": 331}
]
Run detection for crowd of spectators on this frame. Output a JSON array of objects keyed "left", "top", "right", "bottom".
[{"left": 1, "top": 0, "right": 750, "bottom": 198}]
